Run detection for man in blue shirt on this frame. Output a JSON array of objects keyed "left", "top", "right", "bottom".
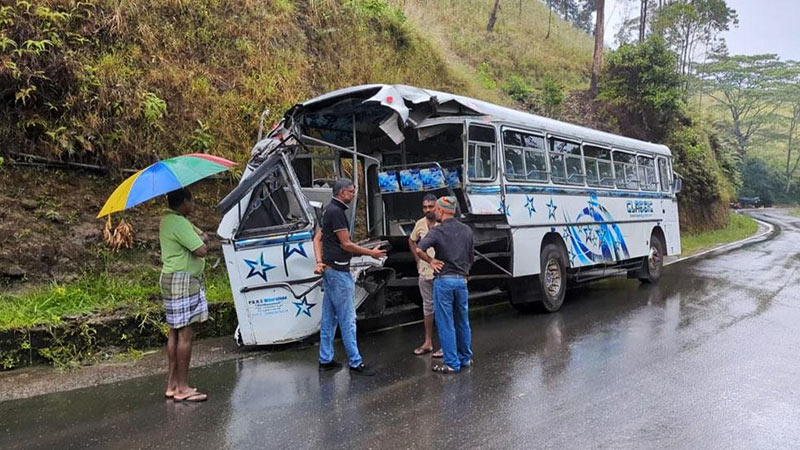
[
  {"left": 313, "top": 179, "right": 386, "bottom": 376},
  {"left": 416, "top": 196, "right": 475, "bottom": 373}
]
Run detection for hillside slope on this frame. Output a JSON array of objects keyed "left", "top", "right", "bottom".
[{"left": 1, "top": 0, "right": 597, "bottom": 169}]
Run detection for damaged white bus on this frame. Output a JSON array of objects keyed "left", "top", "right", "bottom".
[{"left": 217, "top": 84, "right": 682, "bottom": 346}]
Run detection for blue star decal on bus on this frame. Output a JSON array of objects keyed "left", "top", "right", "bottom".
[
  {"left": 293, "top": 297, "right": 316, "bottom": 317},
  {"left": 283, "top": 242, "right": 308, "bottom": 260},
  {"left": 244, "top": 253, "right": 276, "bottom": 282},
  {"left": 585, "top": 227, "right": 597, "bottom": 244},
  {"left": 524, "top": 195, "right": 536, "bottom": 217},
  {"left": 497, "top": 200, "right": 510, "bottom": 216},
  {"left": 546, "top": 197, "right": 557, "bottom": 220}
]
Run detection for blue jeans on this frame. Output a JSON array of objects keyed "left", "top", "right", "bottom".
[
  {"left": 434, "top": 277, "right": 472, "bottom": 371},
  {"left": 319, "top": 268, "right": 363, "bottom": 368}
]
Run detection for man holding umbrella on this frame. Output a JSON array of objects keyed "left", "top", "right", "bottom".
[
  {"left": 97, "top": 153, "right": 236, "bottom": 402},
  {"left": 159, "top": 188, "right": 209, "bottom": 402}
]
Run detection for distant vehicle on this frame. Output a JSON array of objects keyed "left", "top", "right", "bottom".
[
  {"left": 731, "top": 196, "right": 763, "bottom": 209},
  {"left": 216, "top": 84, "right": 683, "bottom": 346}
]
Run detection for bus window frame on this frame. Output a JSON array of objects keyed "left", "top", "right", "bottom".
[
  {"left": 636, "top": 154, "right": 659, "bottom": 192},
  {"left": 582, "top": 143, "right": 615, "bottom": 188},
  {"left": 611, "top": 149, "right": 640, "bottom": 190},
  {"left": 547, "top": 135, "right": 586, "bottom": 186},
  {"left": 466, "top": 123, "right": 498, "bottom": 182},
  {"left": 657, "top": 156, "right": 672, "bottom": 193},
  {"left": 501, "top": 126, "right": 549, "bottom": 184}
]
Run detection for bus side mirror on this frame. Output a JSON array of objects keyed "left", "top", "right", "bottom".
[{"left": 672, "top": 177, "right": 682, "bottom": 194}]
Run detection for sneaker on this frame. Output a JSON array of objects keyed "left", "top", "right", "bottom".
[
  {"left": 319, "top": 360, "right": 343, "bottom": 371},
  {"left": 462, "top": 359, "right": 474, "bottom": 368},
  {"left": 349, "top": 363, "right": 376, "bottom": 377}
]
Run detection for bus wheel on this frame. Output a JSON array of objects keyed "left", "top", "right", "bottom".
[
  {"left": 639, "top": 234, "right": 665, "bottom": 284},
  {"left": 539, "top": 243, "right": 568, "bottom": 312}
]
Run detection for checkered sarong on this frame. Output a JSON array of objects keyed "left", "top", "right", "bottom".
[{"left": 159, "top": 272, "right": 209, "bottom": 329}]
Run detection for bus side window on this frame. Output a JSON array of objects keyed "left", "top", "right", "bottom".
[
  {"left": 584, "top": 145, "right": 614, "bottom": 188},
  {"left": 503, "top": 129, "right": 547, "bottom": 182},
  {"left": 612, "top": 150, "right": 639, "bottom": 190},
  {"left": 658, "top": 157, "right": 671, "bottom": 192},
  {"left": 637, "top": 155, "right": 658, "bottom": 191},
  {"left": 549, "top": 137, "right": 583, "bottom": 185},
  {"left": 468, "top": 125, "right": 496, "bottom": 181}
]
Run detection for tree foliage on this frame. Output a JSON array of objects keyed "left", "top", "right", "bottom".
[
  {"left": 696, "top": 52, "right": 784, "bottom": 157},
  {"left": 652, "top": 0, "right": 737, "bottom": 76},
  {"left": 739, "top": 157, "right": 784, "bottom": 206},
  {"left": 599, "top": 35, "right": 685, "bottom": 139},
  {"left": 774, "top": 62, "right": 800, "bottom": 192}
]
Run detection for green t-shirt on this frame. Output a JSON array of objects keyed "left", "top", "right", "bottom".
[{"left": 159, "top": 210, "right": 205, "bottom": 277}]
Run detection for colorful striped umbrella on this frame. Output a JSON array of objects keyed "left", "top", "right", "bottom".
[{"left": 97, "top": 153, "right": 236, "bottom": 218}]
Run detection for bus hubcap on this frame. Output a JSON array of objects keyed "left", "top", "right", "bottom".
[{"left": 545, "top": 259, "right": 562, "bottom": 297}]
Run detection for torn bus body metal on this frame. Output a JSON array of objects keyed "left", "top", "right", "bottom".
[{"left": 217, "top": 84, "right": 680, "bottom": 346}]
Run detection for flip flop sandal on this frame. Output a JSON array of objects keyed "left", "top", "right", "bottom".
[
  {"left": 174, "top": 392, "right": 208, "bottom": 403},
  {"left": 432, "top": 349, "right": 443, "bottom": 358},
  {"left": 413, "top": 347, "right": 433, "bottom": 355},
  {"left": 165, "top": 387, "right": 196, "bottom": 399},
  {"left": 432, "top": 364, "right": 458, "bottom": 374}
]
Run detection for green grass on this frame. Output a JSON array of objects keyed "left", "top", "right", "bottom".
[
  {"left": 789, "top": 208, "right": 800, "bottom": 217},
  {"left": 0, "top": 267, "right": 231, "bottom": 331},
  {"left": 396, "top": 0, "right": 594, "bottom": 95},
  {"left": 680, "top": 212, "right": 760, "bottom": 256}
]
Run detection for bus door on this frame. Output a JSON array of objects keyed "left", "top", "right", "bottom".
[{"left": 463, "top": 121, "right": 502, "bottom": 215}]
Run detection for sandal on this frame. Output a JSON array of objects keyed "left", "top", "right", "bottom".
[
  {"left": 432, "top": 364, "right": 458, "bottom": 374},
  {"left": 432, "top": 349, "right": 443, "bottom": 359},
  {"left": 173, "top": 391, "right": 208, "bottom": 402},
  {"left": 413, "top": 346, "right": 433, "bottom": 356},
  {"left": 165, "top": 387, "right": 196, "bottom": 399}
]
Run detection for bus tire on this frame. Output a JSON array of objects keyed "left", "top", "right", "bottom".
[
  {"left": 639, "top": 233, "right": 665, "bottom": 284},
  {"left": 539, "top": 242, "right": 568, "bottom": 312}
]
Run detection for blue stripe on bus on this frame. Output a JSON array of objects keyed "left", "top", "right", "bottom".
[
  {"left": 467, "top": 184, "right": 672, "bottom": 199},
  {"left": 234, "top": 230, "right": 313, "bottom": 249}
]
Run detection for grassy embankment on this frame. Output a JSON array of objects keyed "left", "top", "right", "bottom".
[
  {"left": 680, "top": 211, "right": 759, "bottom": 256},
  {"left": 0, "top": 263, "right": 230, "bottom": 332}
]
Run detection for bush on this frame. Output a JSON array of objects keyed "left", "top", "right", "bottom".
[
  {"left": 503, "top": 75, "right": 533, "bottom": 103},
  {"left": 668, "top": 124, "right": 725, "bottom": 205},
  {"left": 599, "top": 35, "right": 685, "bottom": 140},
  {"left": 537, "top": 77, "right": 564, "bottom": 117}
]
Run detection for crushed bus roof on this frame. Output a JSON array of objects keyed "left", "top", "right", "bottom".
[{"left": 291, "top": 84, "right": 672, "bottom": 157}]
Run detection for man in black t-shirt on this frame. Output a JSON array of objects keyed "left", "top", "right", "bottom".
[
  {"left": 312, "top": 179, "right": 386, "bottom": 376},
  {"left": 416, "top": 196, "right": 475, "bottom": 373}
]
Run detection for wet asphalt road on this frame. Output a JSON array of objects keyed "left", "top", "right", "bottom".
[{"left": 2, "top": 209, "right": 800, "bottom": 449}]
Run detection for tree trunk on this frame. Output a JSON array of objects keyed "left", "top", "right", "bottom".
[
  {"left": 786, "top": 106, "right": 799, "bottom": 192},
  {"left": 546, "top": 0, "right": 553, "bottom": 39},
  {"left": 590, "top": 0, "right": 605, "bottom": 97},
  {"left": 639, "top": 0, "right": 648, "bottom": 42},
  {"left": 487, "top": 0, "right": 501, "bottom": 32}
]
